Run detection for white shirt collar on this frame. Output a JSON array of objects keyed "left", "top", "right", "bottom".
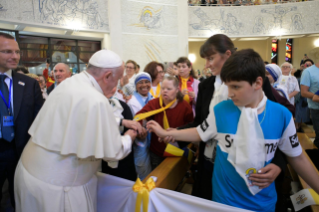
[
  {"left": 0, "top": 69, "right": 12, "bottom": 79},
  {"left": 83, "top": 71, "right": 103, "bottom": 94},
  {"left": 215, "top": 75, "right": 222, "bottom": 84}
]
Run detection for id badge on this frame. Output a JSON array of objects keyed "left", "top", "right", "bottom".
[{"left": 3, "top": 116, "right": 14, "bottom": 127}]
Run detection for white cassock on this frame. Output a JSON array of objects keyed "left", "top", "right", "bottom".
[{"left": 14, "top": 71, "right": 132, "bottom": 212}]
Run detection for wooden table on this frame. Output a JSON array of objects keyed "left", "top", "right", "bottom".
[
  {"left": 297, "top": 133, "right": 319, "bottom": 212},
  {"left": 142, "top": 156, "right": 189, "bottom": 190}
]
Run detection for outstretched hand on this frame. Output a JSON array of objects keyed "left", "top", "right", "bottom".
[
  {"left": 249, "top": 163, "right": 281, "bottom": 189},
  {"left": 158, "top": 128, "right": 177, "bottom": 143},
  {"left": 122, "top": 120, "right": 146, "bottom": 138},
  {"left": 146, "top": 120, "right": 167, "bottom": 140}
]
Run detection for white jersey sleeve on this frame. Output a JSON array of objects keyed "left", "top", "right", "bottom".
[
  {"left": 196, "top": 108, "right": 218, "bottom": 142},
  {"left": 278, "top": 116, "right": 302, "bottom": 157}
]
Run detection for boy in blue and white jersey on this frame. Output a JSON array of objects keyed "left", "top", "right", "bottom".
[{"left": 147, "top": 49, "right": 319, "bottom": 212}]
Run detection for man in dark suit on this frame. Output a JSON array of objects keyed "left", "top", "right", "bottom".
[{"left": 0, "top": 32, "right": 43, "bottom": 208}]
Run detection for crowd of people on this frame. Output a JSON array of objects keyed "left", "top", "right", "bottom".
[{"left": 1, "top": 30, "right": 319, "bottom": 212}]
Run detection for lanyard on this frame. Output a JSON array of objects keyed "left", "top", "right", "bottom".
[{"left": 0, "top": 79, "right": 12, "bottom": 115}]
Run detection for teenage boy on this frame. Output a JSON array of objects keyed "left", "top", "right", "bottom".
[{"left": 147, "top": 49, "right": 319, "bottom": 212}]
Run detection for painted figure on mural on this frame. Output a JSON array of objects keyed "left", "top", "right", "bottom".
[
  {"left": 253, "top": 16, "right": 266, "bottom": 34},
  {"left": 261, "top": 5, "right": 297, "bottom": 28},
  {"left": 290, "top": 13, "right": 303, "bottom": 32}
]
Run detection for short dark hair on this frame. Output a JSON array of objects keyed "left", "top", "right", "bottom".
[
  {"left": 13, "top": 66, "right": 29, "bottom": 74},
  {"left": 144, "top": 61, "right": 162, "bottom": 81},
  {"left": 0, "top": 32, "right": 15, "bottom": 40},
  {"left": 176, "top": 57, "right": 197, "bottom": 79},
  {"left": 200, "top": 34, "right": 235, "bottom": 58},
  {"left": 302, "top": 59, "right": 314, "bottom": 65},
  {"left": 221, "top": 49, "right": 265, "bottom": 85}
]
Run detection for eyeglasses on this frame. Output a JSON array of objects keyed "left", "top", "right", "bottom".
[
  {"left": 305, "top": 63, "right": 312, "bottom": 67},
  {"left": 125, "top": 66, "right": 135, "bottom": 69},
  {"left": 0, "top": 50, "right": 20, "bottom": 55},
  {"left": 282, "top": 66, "right": 290, "bottom": 69},
  {"left": 158, "top": 70, "right": 166, "bottom": 74}
]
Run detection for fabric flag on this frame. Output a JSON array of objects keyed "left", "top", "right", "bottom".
[
  {"left": 97, "top": 173, "right": 252, "bottom": 212},
  {"left": 163, "top": 144, "right": 194, "bottom": 164},
  {"left": 290, "top": 189, "right": 319, "bottom": 211}
]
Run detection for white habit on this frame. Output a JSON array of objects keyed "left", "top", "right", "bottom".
[{"left": 14, "top": 71, "right": 132, "bottom": 212}]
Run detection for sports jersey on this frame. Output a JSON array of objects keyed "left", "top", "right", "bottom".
[{"left": 197, "top": 99, "right": 302, "bottom": 212}]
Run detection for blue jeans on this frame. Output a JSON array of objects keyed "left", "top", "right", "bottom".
[{"left": 310, "top": 109, "right": 319, "bottom": 148}]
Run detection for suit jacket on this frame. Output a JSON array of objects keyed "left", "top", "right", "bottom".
[
  {"left": 47, "top": 83, "right": 55, "bottom": 95},
  {"left": 12, "top": 72, "right": 44, "bottom": 156}
]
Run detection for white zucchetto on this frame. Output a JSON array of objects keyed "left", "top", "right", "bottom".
[{"left": 89, "top": 49, "right": 122, "bottom": 68}]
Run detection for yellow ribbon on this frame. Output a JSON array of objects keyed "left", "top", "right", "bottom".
[
  {"left": 150, "top": 83, "right": 161, "bottom": 98},
  {"left": 132, "top": 178, "right": 156, "bottom": 212},
  {"left": 181, "top": 77, "right": 190, "bottom": 103},
  {"left": 47, "top": 77, "right": 55, "bottom": 84},
  {"left": 134, "top": 96, "right": 176, "bottom": 129}
]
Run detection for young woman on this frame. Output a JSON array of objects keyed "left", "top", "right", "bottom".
[
  {"left": 135, "top": 76, "right": 193, "bottom": 170},
  {"left": 176, "top": 57, "right": 200, "bottom": 115},
  {"left": 143, "top": 61, "right": 165, "bottom": 98},
  {"left": 118, "top": 60, "right": 138, "bottom": 99}
]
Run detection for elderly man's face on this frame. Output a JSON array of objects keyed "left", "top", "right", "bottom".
[
  {"left": 281, "top": 63, "right": 291, "bottom": 76},
  {"left": 103, "top": 63, "right": 124, "bottom": 97},
  {"left": 54, "top": 63, "right": 72, "bottom": 84}
]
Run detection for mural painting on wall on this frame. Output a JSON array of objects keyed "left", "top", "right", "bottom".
[
  {"left": 131, "top": 6, "right": 163, "bottom": 30},
  {"left": 0, "top": 4, "right": 7, "bottom": 12},
  {"left": 190, "top": 8, "right": 243, "bottom": 35},
  {"left": 0, "top": 0, "right": 109, "bottom": 32},
  {"left": 144, "top": 39, "right": 163, "bottom": 62},
  {"left": 189, "top": 1, "right": 317, "bottom": 37},
  {"left": 121, "top": 0, "right": 179, "bottom": 71}
]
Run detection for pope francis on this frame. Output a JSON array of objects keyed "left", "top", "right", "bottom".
[{"left": 14, "top": 50, "right": 137, "bottom": 212}]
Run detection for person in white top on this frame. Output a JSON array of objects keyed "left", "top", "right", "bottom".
[
  {"left": 117, "top": 60, "right": 138, "bottom": 99},
  {"left": 14, "top": 50, "right": 137, "bottom": 212},
  {"left": 279, "top": 62, "right": 300, "bottom": 105},
  {"left": 265, "top": 63, "right": 289, "bottom": 100}
]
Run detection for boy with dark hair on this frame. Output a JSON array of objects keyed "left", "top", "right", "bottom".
[{"left": 147, "top": 49, "right": 319, "bottom": 212}]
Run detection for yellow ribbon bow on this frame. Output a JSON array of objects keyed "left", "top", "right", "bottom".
[
  {"left": 134, "top": 96, "right": 176, "bottom": 129},
  {"left": 132, "top": 178, "right": 156, "bottom": 212}
]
